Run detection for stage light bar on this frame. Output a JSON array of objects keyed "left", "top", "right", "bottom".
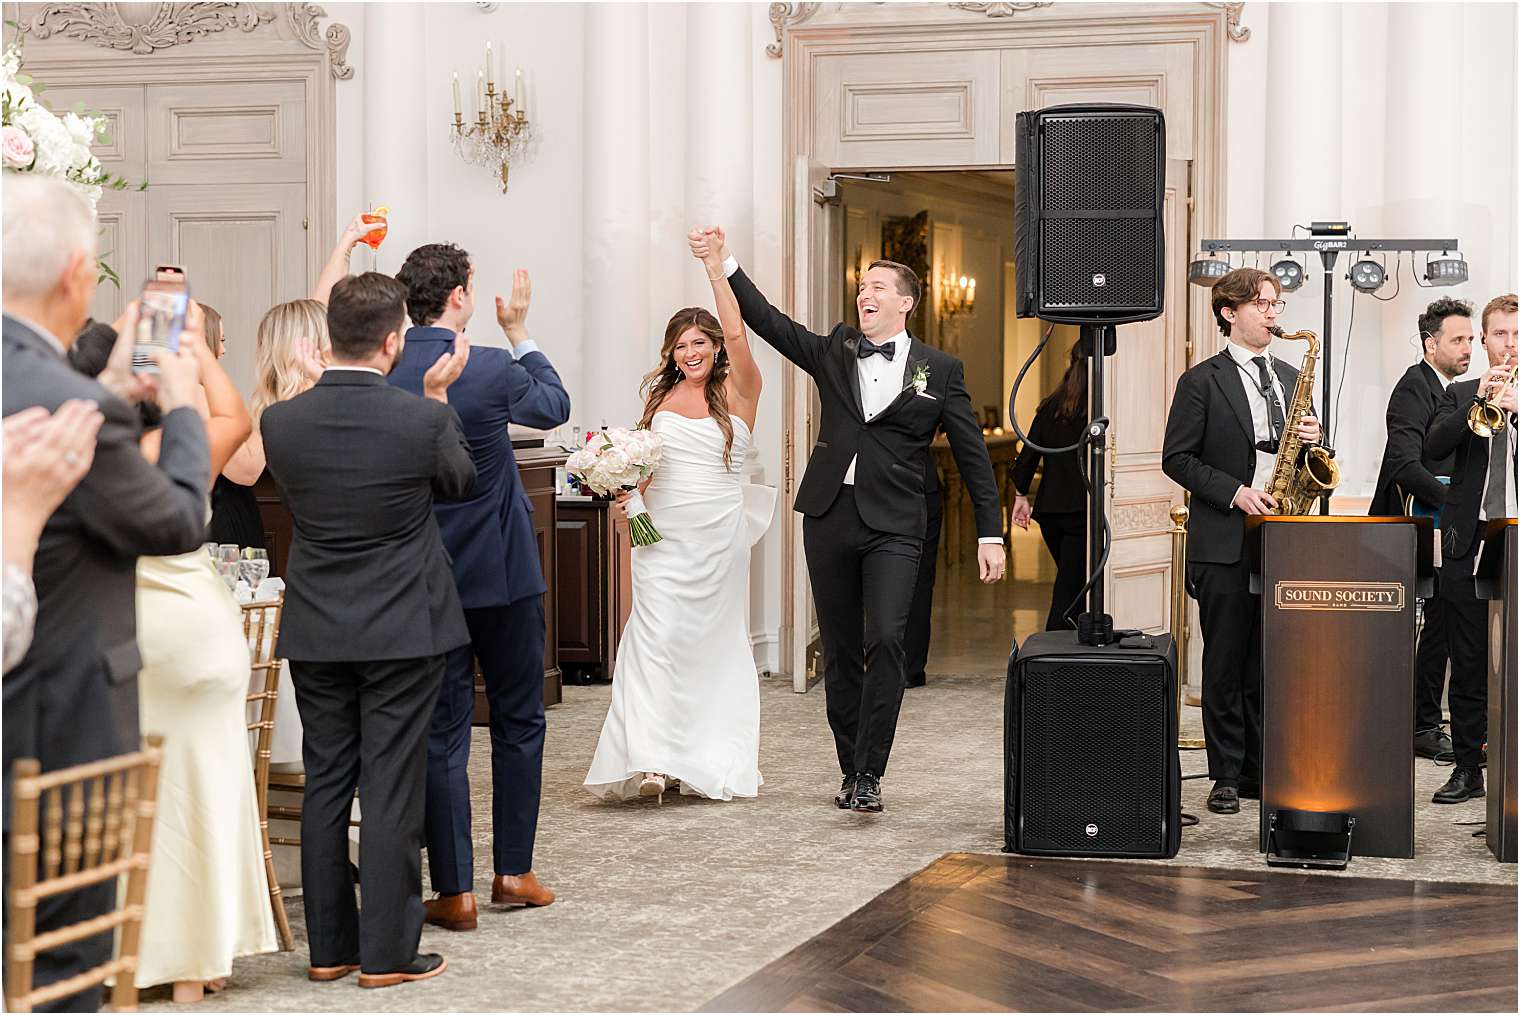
[
  {"left": 1188, "top": 254, "right": 1229, "bottom": 287},
  {"left": 1271, "top": 258, "right": 1306, "bottom": 292}
]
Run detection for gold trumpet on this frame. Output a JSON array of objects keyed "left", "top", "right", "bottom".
[{"left": 1469, "top": 352, "right": 1516, "bottom": 437}]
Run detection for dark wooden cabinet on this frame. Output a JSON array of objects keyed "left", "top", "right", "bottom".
[
  {"left": 557, "top": 497, "right": 633, "bottom": 681},
  {"left": 252, "top": 448, "right": 570, "bottom": 714}
]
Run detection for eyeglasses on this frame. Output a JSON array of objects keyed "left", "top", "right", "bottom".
[{"left": 1242, "top": 298, "right": 1287, "bottom": 314}]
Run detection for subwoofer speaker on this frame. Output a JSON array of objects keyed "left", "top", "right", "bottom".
[
  {"left": 1004, "top": 630, "right": 1181, "bottom": 858},
  {"left": 1015, "top": 103, "right": 1166, "bottom": 325}
]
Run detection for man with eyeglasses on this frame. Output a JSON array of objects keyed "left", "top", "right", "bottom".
[{"left": 1162, "top": 267, "right": 1322, "bottom": 815}]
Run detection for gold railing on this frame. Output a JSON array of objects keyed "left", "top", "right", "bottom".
[{"left": 1170, "top": 502, "right": 1205, "bottom": 750}]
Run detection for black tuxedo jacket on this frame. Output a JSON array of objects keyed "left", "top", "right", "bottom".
[
  {"left": 1162, "top": 350, "right": 1300, "bottom": 566},
  {"left": 1009, "top": 398, "right": 1086, "bottom": 517},
  {"left": 262, "top": 371, "right": 477, "bottom": 661},
  {"left": 1369, "top": 361, "right": 1454, "bottom": 515},
  {"left": 2, "top": 314, "right": 210, "bottom": 790},
  {"left": 728, "top": 267, "right": 999, "bottom": 540},
  {"left": 1426, "top": 378, "right": 1504, "bottom": 562}
]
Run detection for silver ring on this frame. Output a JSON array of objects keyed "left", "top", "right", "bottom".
[{"left": 63, "top": 452, "right": 80, "bottom": 465}]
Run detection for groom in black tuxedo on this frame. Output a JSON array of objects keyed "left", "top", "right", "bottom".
[{"left": 698, "top": 228, "right": 1005, "bottom": 813}]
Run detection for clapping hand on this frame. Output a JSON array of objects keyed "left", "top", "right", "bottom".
[
  {"left": 2, "top": 400, "right": 104, "bottom": 521},
  {"left": 292, "top": 335, "right": 326, "bottom": 382},
  {"left": 423, "top": 334, "right": 471, "bottom": 403},
  {"left": 495, "top": 269, "right": 532, "bottom": 345}
]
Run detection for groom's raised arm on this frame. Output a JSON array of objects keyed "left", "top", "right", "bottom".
[{"left": 721, "top": 259, "right": 829, "bottom": 377}]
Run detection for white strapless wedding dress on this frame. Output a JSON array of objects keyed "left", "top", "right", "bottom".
[{"left": 584, "top": 411, "right": 775, "bottom": 801}]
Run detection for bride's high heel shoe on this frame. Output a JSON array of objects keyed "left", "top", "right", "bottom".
[{"left": 638, "top": 772, "right": 666, "bottom": 803}]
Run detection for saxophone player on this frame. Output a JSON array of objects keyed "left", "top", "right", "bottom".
[
  {"left": 1423, "top": 293, "right": 1518, "bottom": 804},
  {"left": 1161, "top": 268, "right": 1322, "bottom": 815},
  {"left": 1369, "top": 297, "right": 1473, "bottom": 763}
]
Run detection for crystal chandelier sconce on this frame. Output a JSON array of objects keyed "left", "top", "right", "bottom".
[
  {"left": 937, "top": 269, "right": 976, "bottom": 328},
  {"left": 451, "top": 42, "right": 535, "bottom": 192}
]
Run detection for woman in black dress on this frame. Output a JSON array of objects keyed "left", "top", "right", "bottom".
[
  {"left": 199, "top": 304, "right": 266, "bottom": 549},
  {"left": 1010, "top": 343, "right": 1089, "bottom": 631}
]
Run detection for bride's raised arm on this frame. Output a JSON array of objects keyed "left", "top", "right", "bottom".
[{"left": 690, "top": 226, "right": 761, "bottom": 403}]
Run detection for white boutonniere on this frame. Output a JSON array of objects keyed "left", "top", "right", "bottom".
[{"left": 910, "top": 363, "right": 930, "bottom": 395}]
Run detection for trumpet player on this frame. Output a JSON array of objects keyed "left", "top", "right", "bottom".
[
  {"left": 1424, "top": 293, "right": 1517, "bottom": 804},
  {"left": 1162, "top": 268, "right": 1322, "bottom": 815}
]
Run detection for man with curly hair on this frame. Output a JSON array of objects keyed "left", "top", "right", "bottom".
[{"left": 391, "top": 243, "right": 570, "bottom": 928}]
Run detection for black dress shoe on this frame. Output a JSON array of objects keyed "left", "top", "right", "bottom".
[
  {"left": 834, "top": 774, "right": 857, "bottom": 809},
  {"left": 358, "top": 953, "right": 447, "bottom": 989},
  {"left": 1207, "top": 784, "right": 1239, "bottom": 814},
  {"left": 1414, "top": 727, "right": 1454, "bottom": 760},
  {"left": 905, "top": 674, "right": 926, "bottom": 688},
  {"left": 1432, "top": 767, "right": 1485, "bottom": 804},
  {"left": 851, "top": 773, "right": 883, "bottom": 813}
]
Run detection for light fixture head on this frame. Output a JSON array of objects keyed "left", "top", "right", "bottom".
[
  {"left": 1347, "top": 257, "right": 1386, "bottom": 293},
  {"left": 1270, "top": 258, "right": 1306, "bottom": 292},
  {"left": 1188, "top": 254, "right": 1229, "bottom": 287},
  {"left": 1424, "top": 252, "right": 1469, "bottom": 286}
]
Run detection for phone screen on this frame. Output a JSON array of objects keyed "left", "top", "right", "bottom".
[{"left": 133, "top": 276, "right": 189, "bottom": 373}]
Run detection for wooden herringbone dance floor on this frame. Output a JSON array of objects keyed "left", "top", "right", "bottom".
[{"left": 703, "top": 853, "right": 1518, "bottom": 1012}]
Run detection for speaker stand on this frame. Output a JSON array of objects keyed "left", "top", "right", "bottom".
[{"left": 1078, "top": 323, "right": 1117, "bottom": 647}]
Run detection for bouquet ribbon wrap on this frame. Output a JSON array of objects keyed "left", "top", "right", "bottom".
[{"left": 622, "top": 489, "right": 662, "bottom": 546}]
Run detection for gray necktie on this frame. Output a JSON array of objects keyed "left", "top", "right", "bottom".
[{"left": 1484, "top": 427, "right": 1514, "bottom": 520}]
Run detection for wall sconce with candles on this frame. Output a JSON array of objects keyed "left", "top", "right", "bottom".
[
  {"left": 451, "top": 42, "right": 535, "bottom": 192},
  {"left": 937, "top": 269, "right": 976, "bottom": 329}
]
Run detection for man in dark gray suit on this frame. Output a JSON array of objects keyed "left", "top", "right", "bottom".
[
  {"left": 2, "top": 175, "right": 211, "bottom": 1011},
  {"left": 261, "top": 272, "right": 476, "bottom": 989}
]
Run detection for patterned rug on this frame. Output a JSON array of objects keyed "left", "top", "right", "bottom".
[{"left": 144, "top": 669, "right": 1513, "bottom": 1012}]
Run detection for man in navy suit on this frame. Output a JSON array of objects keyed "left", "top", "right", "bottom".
[{"left": 392, "top": 243, "right": 571, "bottom": 929}]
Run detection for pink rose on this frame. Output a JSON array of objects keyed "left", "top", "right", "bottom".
[{"left": 2, "top": 125, "right": 34, "bottom": 169}]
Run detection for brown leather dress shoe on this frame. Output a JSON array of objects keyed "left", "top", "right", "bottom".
[
  {"left": 424, "top": 891, "right": 478, "bottom": 931},
  {"left": 307, "top": 963, "right": 360, "bottom": 982},
  {"left": 492, "top": 871, "right": 555, "bottom": 907}
]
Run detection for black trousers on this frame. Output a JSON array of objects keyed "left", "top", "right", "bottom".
[
  {"left": 1439, "top": 557, "right": 1489, "bottom": 770},
  {"left": 290, "top": 655, "right": 444, "bottom": 973},
  {"left": 425, "top": 597, "right": 546, "bottom": 894},
  {"left": 1414, "top": 569, "right": 1452, "bottom": 734},
  {"left": 903, "top": 488, "right": 944, "bottom": 685},
  {"left": 1188, "top": 559, "right": 1262, "bottom": 788},
  {"left": 1037, "top": 510, "right": 1087, "bottom": 631},
  {"left": 805, "top": 485, "right": 923, "bottom": 778}
]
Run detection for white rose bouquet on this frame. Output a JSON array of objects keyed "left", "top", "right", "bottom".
[
  {"left": 565, "top": 426, "right": 666, "bottom": 545},
  {"left": 2, "top": 43, "right": 142, "bottom": 283}
]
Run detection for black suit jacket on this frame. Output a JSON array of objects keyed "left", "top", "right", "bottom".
[
  {"left": 1369, "top": 361, "right": 1454, "bottom": 515},
  {"left": 261, "top": 371, "right": 477, "bottom": 661},
  {"left": 1162, "top": 350, "right": 1300, "bottom": 565},
  {"left": 1, "top": 314, "right": 210, "bottom": 784},
  {"left": 728, "top": 267, "right": 1000, "bottom": 540},
  {"left": 1009, "top": 398, "right": 1086, "bottom": 517},
  {"left": 1425, "top": 378, "right": 1504, "bottom": 562}
]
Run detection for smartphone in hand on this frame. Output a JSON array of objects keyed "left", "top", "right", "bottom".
[{"left": 132, "top": 274, "right": 189, "bottom": 373}]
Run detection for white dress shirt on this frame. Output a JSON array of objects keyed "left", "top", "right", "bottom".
[{"left": 1225, "top": 340, "right": 1291, "bottom": 495}]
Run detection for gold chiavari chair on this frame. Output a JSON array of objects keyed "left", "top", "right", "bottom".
[
  {"left": 5, "top": 736, "right": 165, "bottom": 1013},
  {"left": 242, "top": 594, "right": 294, "bottom": 952}
]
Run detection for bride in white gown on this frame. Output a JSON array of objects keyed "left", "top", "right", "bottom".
[{"left": 584, "top": 227, "right": 773, "bottom": 802}]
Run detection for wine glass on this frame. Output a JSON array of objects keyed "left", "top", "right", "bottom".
[
  {"left": 360, "top": 204, "right": 389, "bottom": 270},
  {"left": 241, "top": 548, "right": 270, "bottom": 588}
]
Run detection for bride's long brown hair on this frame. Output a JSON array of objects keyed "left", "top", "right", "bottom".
[{"left": 638, "top": 307, "right": 736, "bottom": 470}]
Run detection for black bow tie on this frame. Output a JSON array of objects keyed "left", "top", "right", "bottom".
[{"left": 857, "top": 339, "right": 896, "bottom": 361}]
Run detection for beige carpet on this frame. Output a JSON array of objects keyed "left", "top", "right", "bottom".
[{"left": 144, "top": 664, "right": 1514, "bottom": 1013}]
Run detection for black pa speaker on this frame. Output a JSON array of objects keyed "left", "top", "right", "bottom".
[
  {"left": 1004, "top": 630, "right": 1181, "bottom": 858},
  {"left": 1015, "top": 103, "right": 1166, "bottom": 325}
]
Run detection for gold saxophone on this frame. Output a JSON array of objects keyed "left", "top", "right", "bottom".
[{"left": 1265, "top": 327, "right": 1340, "bottom": 515}]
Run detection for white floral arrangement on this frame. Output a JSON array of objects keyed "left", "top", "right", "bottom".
[
  {"left": 2, "top": 43, "right": 141, "bottom": 283},
  {"left": 565, "top": 427, "right": 666, "bottom": 545}
]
